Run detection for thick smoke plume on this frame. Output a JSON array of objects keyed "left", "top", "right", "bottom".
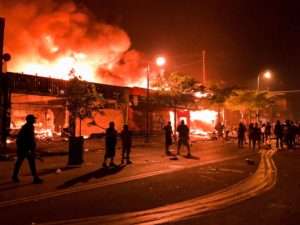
[{"left": 0, "top": 0, "right": 147, "bottom": 86}]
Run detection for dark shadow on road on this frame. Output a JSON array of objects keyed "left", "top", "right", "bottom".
[
  {"left": 183, "top": 154, "right": 200, "bottom": 160},
  {"left": 56, "top": 165, "right": 126, "bottom": 189}
]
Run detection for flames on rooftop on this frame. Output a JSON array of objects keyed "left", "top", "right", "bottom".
[{"left": 2, "top": 0, "right": 218, "bottom": 140}]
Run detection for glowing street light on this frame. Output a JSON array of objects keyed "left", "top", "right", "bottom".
[
  {"left": 156, "top": 56, "right": 166, "bottom": 66},
  {"left": 146, "top": 56, "right": 166, "bottom": 143},
  {"left": 256, "top": 70, "right": 272, "bottom": 122},
  {"left": 257, "top": 70, "right": 272, "bottom": 92}
]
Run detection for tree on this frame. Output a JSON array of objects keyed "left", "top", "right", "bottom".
[
  {"left": 64, "top": 71, "right": 105, "bottom": 165},
  {"left": 150, "top": 71, "right": 204, "bottom": 137},
  {"left": 201, "top": 85, "right": 240, "bottom": 123},
  {"left": 226, "top": 89, "right": 274, "bottom": 122},
  {"left": 65, "top": 72, "right": 105, "bottom": 137}
]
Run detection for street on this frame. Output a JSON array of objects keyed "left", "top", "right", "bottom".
[{"left": 0, "top": 140, "right": 299, "bottom": 225}]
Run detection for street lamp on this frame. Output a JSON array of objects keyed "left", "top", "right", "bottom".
[
  {"left": 146, "top": 56, "right": 166, "bottom": 143},
  {"left": 257, "top": 71, "right": 271, "bottom": 92},
  {"left": 256, "top": 70, "right": 272, "bottom": 122}
]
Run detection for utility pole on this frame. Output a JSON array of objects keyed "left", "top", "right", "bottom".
[
  {"left": 0, "top": 18, "right": 5, "bottom": 153},
  {"left": 202, "top": 50, "right": 206, "bottom": 86},
  {"left": 0, "top": 18, "right": 10, "bottom": 154}
]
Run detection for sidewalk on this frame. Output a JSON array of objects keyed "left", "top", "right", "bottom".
[{"left": 0, "top": 139, "right": 259, "bottom": 207}]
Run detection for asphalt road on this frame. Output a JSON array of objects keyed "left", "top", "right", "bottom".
[{"left": 0, "top": 141, "right": 299, "bottom": 225}]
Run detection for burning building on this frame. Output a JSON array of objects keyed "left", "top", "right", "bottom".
[
  {"left": 0, "top": 0, "right": 219, "bottom": 146},
  {"left": 4, "top": 72, "right": 218, "bottom": 140}
]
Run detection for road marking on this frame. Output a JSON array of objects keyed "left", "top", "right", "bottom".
[
  {"left": 39, "top": 150, "right": 277, "bottom": 225},
  {"left": 0, "top": 153, "right": 252, "bottom": 208}
]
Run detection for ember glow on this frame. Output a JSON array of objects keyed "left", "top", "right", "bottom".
[
  {"left": 169, "top": 110, "right": 217, "bottom": 138},
  {"left": 0, "top": 0, "right": 148, "bottom": 87},
  {"left": 190, "top": 110, "right": 217, "bottom": 124}
]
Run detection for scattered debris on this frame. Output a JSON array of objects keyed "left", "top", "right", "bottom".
[
  {"left": 246, "top": 158, "right": 255, "bottom": 165},
  {"left": 55, "top": 168, "right": 62, "bottom": 174}
]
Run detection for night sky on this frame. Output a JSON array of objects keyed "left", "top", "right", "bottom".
[{"left": 75, "top": 0, "right": 300, "bottom": 90}]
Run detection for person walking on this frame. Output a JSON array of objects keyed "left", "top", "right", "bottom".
[
  {"left": 163, "top": 121, "right": 173, "bottom": 155},
  {"left": 102, "top": 121, "right": 118, "bottom": 168},
  {"left": 120, "top": 125, "right": 132, "bottom": 164},
  {"left": 177, "top": 120, "right": 191, "bottom": 157},
  {"left": 12, "top": 114, "right": 44, "bottom": 184}
]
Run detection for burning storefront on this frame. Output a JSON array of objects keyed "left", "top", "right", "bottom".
[{"left": 4, "top": 72, "right": 219, "bottom": 144}]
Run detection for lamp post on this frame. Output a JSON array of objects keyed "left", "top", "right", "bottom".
[
  {"left": 145, "top": 56, "right": 166, "bottom": 143},
  {"left": 256, "top": 70, "right": 271, "bottom": 122}
]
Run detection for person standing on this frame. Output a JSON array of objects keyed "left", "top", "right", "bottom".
[
  {"left": 237, "top": 122, "right": 246, "bottom": 148},
  {"left": 163, "top": 121, "right": 173, "bottom": 155},
  {"left": 274, "top": 120, "right": 283, "bottom": 149},
  {"left": 248, "top": 123, "right": 254, "bottom": 149},
  {"left": 12, "top": 114, "right": 44, "bottom": 184},
  {"left": 252, "top": 122, "right": 261, "bottom": 150},
  {"left": 102, "top": 121, "right": 118, "bottom": 168},
  {"left": 120, "top": 125, "right": 132, "bottom": 164},
  {"left": 265, "top": 122, "right": 272, "bottom": 146},
  {"left": 215, "top": 122, "right": 224, "bottom": 141},
  {"left": 177, "top": 120, "right": 191, "bottom": 157}
]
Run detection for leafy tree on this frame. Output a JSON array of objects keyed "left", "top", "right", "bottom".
[
  {"left": 201, "top": 85, "right": 240, "bottom": 123},
  {"left": 150, "top": 71, "right": 204, "bottom": 135},
  {"left": 65, "top": 71, "right": 105, "bottom": 137},
  {"left": 226, "top": 89, "right": 274, "bottom": 122}
]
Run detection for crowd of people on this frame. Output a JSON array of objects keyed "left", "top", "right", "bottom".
[
  {"left": 235, "top": 119, "right": 300, "bottom": 150},
  {"left": 12, "top": 113, "right": 299, "bottom": 184}
]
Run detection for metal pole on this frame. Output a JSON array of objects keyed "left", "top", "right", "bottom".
[
  {"left": 202, "top": 50, "right": 206, "bottom": 86},
  {"left": 0, "top": 18, "right": 7, "bottom": 153},
  {"left": 145, "top": 64, "right": 150, "bottom": 143},
  {"left": 256, "top": 73, "right": 261, "bottom": 122}
]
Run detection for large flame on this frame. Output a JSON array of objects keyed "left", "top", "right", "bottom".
[
  {"left": 169, "top": 110, "right": 217, "bottom": 139},
  {"left": 0, "top": 0, "right": 148, "bottom": 86}
]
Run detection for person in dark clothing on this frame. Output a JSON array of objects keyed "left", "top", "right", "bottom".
[
  {"left": 248, "top": 123, "right": 254, "bottom": 149},
  {"left": 12, "top": 114, "right": 43, "bottom": 184},
  {"left": 252, "top": 122, "right": 261, "bottom": 150},
  {"left": 120, "top": 124, "right": 132, "bottom": 164},
  {"left": 215, "top": 122, "right": 224, "bottom": 141},
  {"left": 237, "top": 122, "right": 246, "bottom": 148},
  {"left": 265, "top": 122, "right": 272, "bottom": 146},
  {"left": 291, "top": 120, "right": 297, "bottom": 150},
  {"left": 163, "top": 121, "right": 173, "bottom": 155},
  {"left": 177, "top": 120, "right": 191, "bottom": 156},
  {"left": 274, "top": 120, "right": 284, "bottom": 149},
  {"left": 103, "top": 121, "right": 118, "bottom": 168},
  {"left": 284, "top": 120, "right": 293, "bottom": 150}
]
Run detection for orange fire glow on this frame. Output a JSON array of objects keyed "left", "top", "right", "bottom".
[
  {"left": 190, "top": 110, "right": 217, "bottom": 124},
  {"left": 169, "top": 110, "right": 217, "bottom": 138},
  {"left": 0, "top": 0, "right": 148, "bottom": 87}
]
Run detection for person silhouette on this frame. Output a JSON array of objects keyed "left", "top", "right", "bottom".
[
  {"left": 12, "top": 114, "right": 44, "bottom": 184},
  {"left": 120, "top": 124, "right": 133, "bottom": 164},
  {"left": 176, "top": 120, "right": 191, "bottom": 157},
  {"left": 102, "top": 121, "right": 118, "bottom": 168},
  {"left": 163, "top": 121, "right": 173, "bottom": 155}
]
